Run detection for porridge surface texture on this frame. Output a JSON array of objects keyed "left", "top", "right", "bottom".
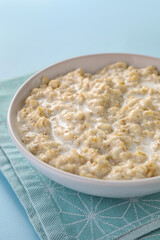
[{"left": 17, "top": 62, "right": 160, "bottom": 180}]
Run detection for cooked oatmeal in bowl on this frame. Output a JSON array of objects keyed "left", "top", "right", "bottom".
[{"left": 16, "top": 61, "right": 160, "bottom": 180}]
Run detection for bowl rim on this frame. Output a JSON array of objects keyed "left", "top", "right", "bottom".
[{"left": 7, "top": 52, "right": 160, "bottom": 186}]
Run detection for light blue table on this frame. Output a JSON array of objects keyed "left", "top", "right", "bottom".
[{"left": 1, "top": 0, "right": 160, "bottom": 239}]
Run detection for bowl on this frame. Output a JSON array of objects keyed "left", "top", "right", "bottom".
[{"left": 7, "top": 53, "right": 160, "bottom": 198}]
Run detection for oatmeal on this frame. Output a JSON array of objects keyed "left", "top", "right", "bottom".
[{"left": 17, "top": 62, "right": 160, "bottom": 180}]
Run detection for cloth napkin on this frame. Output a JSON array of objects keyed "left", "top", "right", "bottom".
[{"left": 1, "top": 75, "right": 160, "bottom": 240}]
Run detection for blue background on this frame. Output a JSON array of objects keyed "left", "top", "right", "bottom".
[{"left": 1, "top": 0, "right": 160, "bottom": 239}]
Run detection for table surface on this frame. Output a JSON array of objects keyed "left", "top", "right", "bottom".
[{"left": 1, "top": 0, "right": 160, "bottom": 239}]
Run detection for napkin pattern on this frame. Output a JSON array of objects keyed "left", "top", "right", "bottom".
[{"left": 1, "top": 75, "right": 160, "bottom": 240}]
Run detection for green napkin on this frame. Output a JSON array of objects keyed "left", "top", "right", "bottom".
[{"left": 1, "top": 75, "right": 160, "bottom": 240}]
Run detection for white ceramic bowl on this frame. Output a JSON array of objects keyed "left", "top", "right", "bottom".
[{"left": 7, "top": 53, "right": 160, "bottom": 198}]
